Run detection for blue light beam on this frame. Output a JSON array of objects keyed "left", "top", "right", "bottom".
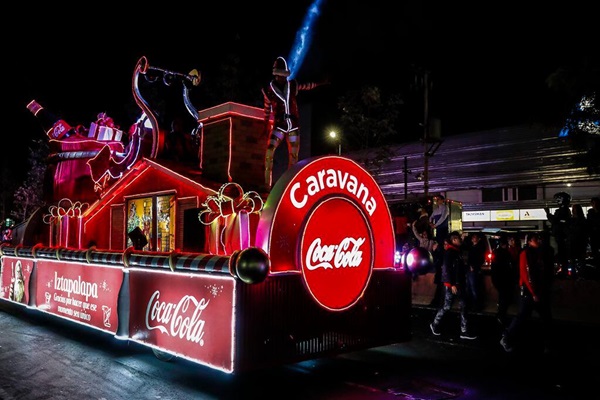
[{"left": 287, "top": 0, "right": 325, "bottom": 79}]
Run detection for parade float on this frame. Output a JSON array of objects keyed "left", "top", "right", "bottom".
[{"left": 0, "top": 57, "right": 412, "bottom": 374}]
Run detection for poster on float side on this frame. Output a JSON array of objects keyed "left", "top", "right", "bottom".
[
  {"left": 0, "top": 256, "right": 34, "bottom": 306},
  {"left": 34, "top": 259, "right": 123, "bottom": 334},
  {"left": 128, "top": 269, "right": 235, "bottom": 373}
]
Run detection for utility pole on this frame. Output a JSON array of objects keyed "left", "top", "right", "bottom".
[
  {"left": 419, "top": 69, "right": 443, "bottom": 200},
  {"left": 422, "top": 70, "right": 430, "bottom": 200},
  {"left": 414, "top": 67, "right": 441, "bottom": 201},
  {"left": 403, "top": 156, "right": 410, "bottom": 200}
]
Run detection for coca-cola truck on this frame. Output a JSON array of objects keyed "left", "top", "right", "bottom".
[{"left": 0, "top": 57, "right": 411, "bottom": 374}]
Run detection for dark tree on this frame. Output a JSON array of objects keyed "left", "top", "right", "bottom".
[{"left": 11, "top": 138, "right": 49, "bottom": 224}]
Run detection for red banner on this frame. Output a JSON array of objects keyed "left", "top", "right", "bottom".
[
  {"left": 35, "top": 260, "right": 123, "bottom": 334},
  {"left": 0, "top": 256, "right": 34, "bottom": 305},
  {"left": 128, "top": 269, "right": 235, "bottom": 373}
]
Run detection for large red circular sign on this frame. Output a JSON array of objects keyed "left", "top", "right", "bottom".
[{"left": 300, "top": 197, "right": 373, "bottom": 310}]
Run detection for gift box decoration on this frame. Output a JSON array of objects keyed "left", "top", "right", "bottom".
[{"left": 198, "top": 183, "right": 264, "bottom": 255}]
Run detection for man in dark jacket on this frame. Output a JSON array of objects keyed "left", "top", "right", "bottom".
[
  {"left": 491, "top": 236, "right": 518, "bottom": 327},
  {"left": 466, "top": 232, "right": 487, "bottom": 311},
  {"left": 545, "top": 191, "right": 571, "bottom": 272},
  {"left": 500, "top": 232, "right": 553, "bottom": 353},
  {"left": 587, "top": 197, "right": 600, "bottom": 266},
  {"left": 428, "top": 238, "right": 446, "bottom": 308},
  {"left": 430, "top": 231, "right": 477, "bottom": 339}
]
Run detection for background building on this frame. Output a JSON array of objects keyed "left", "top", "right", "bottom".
[{"left": 348, "top": 124, "right": 600, "bottom": 232}]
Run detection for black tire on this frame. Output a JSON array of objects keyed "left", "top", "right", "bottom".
[{"left": 152, "top": 348, "right": 174, "bottom": 362}]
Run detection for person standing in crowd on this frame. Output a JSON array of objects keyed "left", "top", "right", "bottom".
[
  {"left": 545, "top": 192, "right": 572, "bottom": 274},
  {"left": 429, "top": 237, "right": 447, "bottom": 308},
  {"left": 399, "top": 241, "right": 411, "bottom": 268},
  {"left": 491, "top": 236, "right": 519, "bottom": 327},
  {"left": 411, "top": 218, "right": 435, "bottom": 252},
  {"left": 507, "top": 235, "right": 522, "bottom": 268},
  {"left": 466, "top": 232, "right": 487, "bottom": 311},
  {"left": 413, "top": 206, "right": 432, "bottom": 240},
  {"left": 506, "top": 234, "right": 523, "bottom": 315},
  {"left": 262, "top": 56, "right": 327, "bottom": 189},
  {"left": 430, "top": 231, "right": 477, "bottom": 340},
  {"left": 540, "top": 231, "right": 557, "bottom": 283},
  {"left": 587, "top": 197, "right": 600, "bottom": 266},
  {"left": 568, "top": 203, "right": 589, "bottom": 267},
  {"left": 500, "top": 232, "right": 553, "bottom": 353},
  {"left": 429, "top": 195, "right": 449, "bottom": 244}
]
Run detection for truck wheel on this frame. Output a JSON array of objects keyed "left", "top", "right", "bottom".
[{"left": 152, "top": 348, "right": 174, "bottom": 362}]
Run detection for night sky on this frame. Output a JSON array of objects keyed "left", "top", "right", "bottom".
[{"left": 6, "top": 1, "right": 598, "bottom": 181}]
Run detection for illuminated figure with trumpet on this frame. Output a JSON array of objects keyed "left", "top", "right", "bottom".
[
  {"left": 131, "top": 56, "right": 202, "bottom": 159},
  {"left": 88, "top": 57, "right": 203, "bottom": 191},
  {"left": 262, "top": 56, "right": 327, "bottom": 189}
]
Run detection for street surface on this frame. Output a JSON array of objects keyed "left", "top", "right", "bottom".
[{"left": 1, "top": 302, "right": 597, "bottom": 399}]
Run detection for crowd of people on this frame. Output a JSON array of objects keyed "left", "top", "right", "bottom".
[
  {"left": 545, "top": 193, "right": 600, "bottom": 273},
  {"left": 422, "top": 227, "right": 556, "bottom": 353},
  {"left": 397, "top": 193, "right": 600, "bottom": 355}
]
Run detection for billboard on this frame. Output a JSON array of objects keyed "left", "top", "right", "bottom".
[{"left": 35, "top": 260, "right": 123, "bottom": 334}]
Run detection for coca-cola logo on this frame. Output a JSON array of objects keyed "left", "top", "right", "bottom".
[
  {"left": 305, "top": 237, "right": 365, "bottom": 271},
  {"left": 145, "top": 290, "right": 208, "bottom": 345},
  {"left": 255, "top": 156, "right": 395, "bottom": 310},
  {"left": 300, "top": 197, "right": 372, "bottom": 310},
  {"left": 50, "top": 120, "right": 71, "bottom": 140}
]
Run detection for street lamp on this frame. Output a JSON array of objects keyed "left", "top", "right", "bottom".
[{"left": 329, "top": 130, "right": 341, "bottom": 155}]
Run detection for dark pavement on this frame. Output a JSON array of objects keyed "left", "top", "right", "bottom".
[{"left": 1, "top": 301, "right": 598, "bottom": 399}]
